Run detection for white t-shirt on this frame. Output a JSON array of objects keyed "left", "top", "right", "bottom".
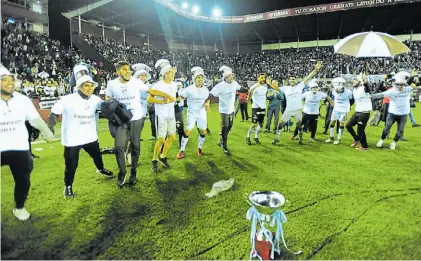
[
  {"left": 353, "top": 86, "right": 372, "bottom": 112},
  {"left": 250, "top": 84, "right": 268, "bottom": 109},
  {"left": 384, "top": 86, "right": 413, "bottom": 115},
  {"left": 51, "top": 93, "right": 102, "bottom": 147},
  {"left": 210, "top": 80, "right": 241, "bottom": 114},
  {"left": 280, "top": 82, "right": 305, "bottom": 111},
  {"left": 151, "top": 80, "right": 178, "bottom": 118},
  {"left": 332, "top": 89, "right": 353, "bottom": 113},
  {"left": 179, "top": 84, "right": 209, "bottom": 114},
  {"left": 106, "top": 77, "right": 149, "bottom": 121},
  {"left": 139, "top": 82, "right": 152, "bottom": 118},
  {"left": 302, "top": 91, "right": 327, "bottom": 115},
  {"left": 0, "top": 92, "right": 40, "bottom": 152}
]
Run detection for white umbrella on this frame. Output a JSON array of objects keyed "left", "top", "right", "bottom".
[{"left": 334, "top": 32, "right": 410, "bottom": 57}]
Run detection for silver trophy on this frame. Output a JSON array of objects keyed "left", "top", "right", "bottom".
[{"left": 246, "top": 191, "right": 301, "bottom": 260}]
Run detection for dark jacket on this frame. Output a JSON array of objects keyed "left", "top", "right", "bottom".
[{"left": 100, "top": 99, "right": 133, "bottom": 138}]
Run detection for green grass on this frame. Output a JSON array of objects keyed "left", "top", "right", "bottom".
[{"left": 2, "top": 104, "right": 421, "bottom": 260}]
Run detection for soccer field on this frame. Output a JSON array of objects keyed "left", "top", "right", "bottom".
[{"left": 1, "top": 104, "right": 421, "bottom": 260}]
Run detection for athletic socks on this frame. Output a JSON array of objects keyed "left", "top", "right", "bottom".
[
  {"left": 338, "top": 126, "right": 344, "bottom": 140},
  {"left": 254, "top": 125, "right": 261, "bottom": 139},
  {"left": 329, "top": 127, "right": 335, "bottom": 139},
  {"left": 180, "top": 136, "right": 189, "bottom": 152},
  {"left": 247, "top": 126, "right": 254, "bottom": 138},
  {"left": 198, "top": 136, "right": 205, "bottom": 149}
]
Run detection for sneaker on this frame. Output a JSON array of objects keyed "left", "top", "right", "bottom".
[
  {"left": 351, "top": 141, "right": 359, "bottom": 147},
  {"left": 272, "top": 139, "right": 279, "bottom": 145},
  {"left": 177, "top": 151, "right": 185, "bottom": 159},
  {"left": 13, "top": 208, "right": 31, "bottom": 221},
  {"left": 197, "top": 148, "right": 204, "bottom": 156},
  {"left": 223, "top": 147, "right": 230, "bottom": 155},
  {"left": 159, "top": 157, "right": 170, "bottom": 168},
  {"left": 246, "top": 137, "right": 252, "bottom": 145},
  {"left": 128, "top": 173, "right": 137, "bottom": 185},
  {"left": 152, "top": 160, "right": 158, "bottom": 172},
  {"left": 333, "top": 140, "right": 340, "bottom": 145},
  {"left": 376, "top": 139, "right": 384, "bottom": 148},
  {"left": 148, "top": 136, "right": 156, "bottom": 140},
  {"left": 96, "top": 168, "right": 114, "bottom": 178},
  {"left": 117, "top": 173, "right": 126, "bottom": 187},
  {"left": 254, "top": 138, "right": 261, "bottom": 144},
  {"left": 64, "top": 186, "right": 75, "bottom": 198},
  {"left": 325, "top": 137, "right": 334, "bottom": 143},
  {"left": 355, "top": 147, "right": 368, "bottom": 151},
  {"left": 390, "top": 142, "right": 397, "bottom": 150},
  {"left": 125, "top": 152, "right": 132, "bottom": 166}
]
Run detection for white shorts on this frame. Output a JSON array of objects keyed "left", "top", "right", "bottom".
[
  {"left": 156, "top": 116, "right": 177, "bottom": 138},
  {"left": 330, "top": 110, "right": 348, "bottom": 122},
  {"left": 185, "top": 111, "right": 207, "bottom": 130},
  {"left": 281, "top": 109, "right": 302, "bottom": 122}
]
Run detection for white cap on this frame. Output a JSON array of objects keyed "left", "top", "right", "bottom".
[
  {"left": 155, "top": 59, "right": 175, "bottom": 76},
  {"left": 332, "top": 77, "right": 346, "bottom": 86},
  {"left": 132, "top": 63, "right": 151, "bottom": 81},
  {"left": 394, "top": 71, "right": 411, "bottom": 79},
  {"left": 393, "top": 74, "right": 407, "bottom": 85},
  {"left": 219, "top": 65, "right": 233, "bottom": 78},
  {"left": 308, "top": 78, "right": 318, "bottom": 88},
  {"left": 0, "top": 65, "right": 16, "bottom": 79},
  {"left": 191, "top": 66, "right": 206, "bottom": 81},
  {"left": 74, "top": 64, "right": 98, "bottom": 88}
]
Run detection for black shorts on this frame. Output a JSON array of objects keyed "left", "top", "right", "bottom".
[{"left": 252, "top": 108, "right": 265, "bottom": 124}]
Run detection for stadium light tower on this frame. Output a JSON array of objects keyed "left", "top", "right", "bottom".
[
  {"left": 182, "top": 2, "right": 188, "bottom": 9},
  {"left": 213, "top": 8, "right": 221, "bottom": 17},
  {"left": 193, "top": 6, "right": 199, "bottom": 14}
]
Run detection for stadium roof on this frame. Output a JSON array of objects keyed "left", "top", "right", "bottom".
[{"left": 62, "top": 0, "right": 421, "bottom": 44}]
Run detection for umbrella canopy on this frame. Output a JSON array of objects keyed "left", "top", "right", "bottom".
[{"left": 334, "top": 32, "right": 410, "bottom": 57}]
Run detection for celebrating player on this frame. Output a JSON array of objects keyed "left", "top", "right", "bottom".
[
  {"left": 325, "top": 77, "right": 353, "bottom": 145},
  {"left": 176, "top": 67, "right": 210, "bottom": 159}
]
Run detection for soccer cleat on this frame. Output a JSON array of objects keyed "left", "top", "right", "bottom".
[
  {"left": 355, "top": 147, "right": 368, "bottom": 151},
  {"left": 325, "top": 137, "right": 334, "bottom": 143},
  {"left": 254, "top": 138, "right": 261, "bottom": 144},
  {"left": 272, "top": 139, "right": 279, "bottom": 145},
  {"left": 177, "top": 151, "right": 185, "bottom": 159},
  {"left": 64, "top": 186, "right": 75, "bottom": 198},
  {"left": 96, "top": 168, "right": 114, "bottom": 178},
  {"left": 333, "top": 140, "right": 340, "bottom": 145},
  {"left": 197, "top": 148, "right": 204, "bottom": 156},
  {"left": 351, "top": 141, "right": 359, "bottom": 147},
  {"left": 13, "top": 208, "right": 31, "bottom": 221},
  {"left": 246, "top": 137, "right": 252, "bottom": 145},
  {"left": 152, "top": 160, "right": 158, "bottom": 172},
  {"left": 159, "top": 157, "right": 170, "bottom": 168},
  {"left": 376, "top": 139, "right": 384, "bottom": 148},
  {"left": 390, "top": 142, "right": 397, "bottom": 150}
]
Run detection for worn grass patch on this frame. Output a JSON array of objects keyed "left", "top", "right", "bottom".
[{"left": 2, "top": 104, "right": 421, "bottom": 260}]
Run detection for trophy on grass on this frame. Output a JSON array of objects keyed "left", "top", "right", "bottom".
[{"left": 246, "top": 191, "right": 302, "bottom": 260}]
